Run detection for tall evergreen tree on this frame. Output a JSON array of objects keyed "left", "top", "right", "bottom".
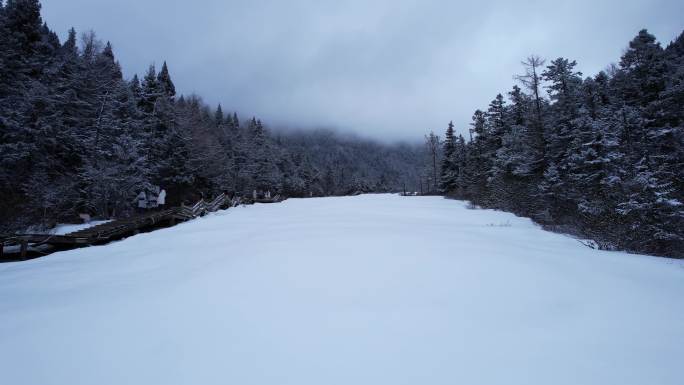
[
  {"left": 439, "top": 121, "right": 457, "bottom": 193},
  {"left": 157, "top": 61, "right": 175, "bottom": 98}
]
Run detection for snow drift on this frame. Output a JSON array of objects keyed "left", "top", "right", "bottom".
[{"left": 1, "top": 194, "right": 682, "bottom": 385}]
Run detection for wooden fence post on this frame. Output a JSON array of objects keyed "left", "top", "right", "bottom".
[{"left": 20, "top": 240, "right": 28, "bottom": 260}]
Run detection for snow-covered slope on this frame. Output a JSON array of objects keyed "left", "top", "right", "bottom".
[{"left": 1, "top": 195, "right": 682, "bottom": 385}]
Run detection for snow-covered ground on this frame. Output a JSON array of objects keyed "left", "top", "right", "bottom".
[{"left": 1, "top": 194, "right": 683, "bottom": 385}]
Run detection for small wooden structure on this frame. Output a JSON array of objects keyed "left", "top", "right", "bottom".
[
  {"left": 254, "top": 194, "right": 282, "bottom": 204},
  {"left": 1, "top": 193, "right": 285, "bottom": 262}
]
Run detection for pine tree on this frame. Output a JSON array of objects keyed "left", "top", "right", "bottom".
[
  {"left": 140, "top": 64, "right": 160, "bottom": 113},
  {"left": 619, "top": 29, "right": 668, "bottom": 106},
  {"left": 157, "top": 61, "right": 175, "bottom": 98},
  {"left": 61, "top": 27, "right": 77, "bottom": 55},
  {"left": 539, "top": 57, "right": 584, "bottom": 218},
  {"left": 542, "top": 57, "right": 583, "bottom": 167},
  {"left": 129, "top": 74, "right": 141, "bottom": 100},
  {"left": 439, "top": 121, "right": 458, "bottom": 193},
  {"left": 245, "top": 119, "right": 281, "bottom": 193},
  {"left": 215, "top": 104, "right": 224, "bottom": 126}
]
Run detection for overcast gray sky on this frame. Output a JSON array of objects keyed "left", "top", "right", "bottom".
[{"left": 42, "top": 0, "right": 682, "bottom": 141}]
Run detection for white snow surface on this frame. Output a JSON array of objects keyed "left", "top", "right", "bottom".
[{"left": 1, "top": 194, "right": 683, "bottom": 385}]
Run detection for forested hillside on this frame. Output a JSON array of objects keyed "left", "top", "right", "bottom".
[
  {"left": 436, "top": 30, "right": 684, "bottom": 257},
  {"left": 0, "top": 0, "right": 422, "bottom": 232}
]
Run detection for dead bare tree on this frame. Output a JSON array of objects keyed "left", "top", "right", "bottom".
[
  {"left": 424, "top": 131, "right": 441, "bottom": 194},
  {"left": 515, "top": 55, "right": 547, "bottom": 171}
]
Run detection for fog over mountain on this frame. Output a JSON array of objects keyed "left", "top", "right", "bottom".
[{"left": 41, "top": 0, "right": 683, "bottom": 141}]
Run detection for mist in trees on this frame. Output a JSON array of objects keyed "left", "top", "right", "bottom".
[
  {"left": 436, "top": 29, "right": 684, "bottom": 257},
  {"left": 0, "top": 0, "right": 422, "bottom": 233}
]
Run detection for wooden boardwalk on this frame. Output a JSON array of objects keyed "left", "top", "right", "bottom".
[{"left": 1, "top": 194, "right": 284, "bottom": 261}]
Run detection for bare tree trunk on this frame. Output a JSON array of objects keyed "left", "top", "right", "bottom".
[
  {"left": 424, "top": 131, "right": 441, "bottom": 194},
  {"left": 516, "top": 55, "right": 547, "bottom": 172},
  {"left": 432, "top": 151, "right": 437, "bottom": 192}
]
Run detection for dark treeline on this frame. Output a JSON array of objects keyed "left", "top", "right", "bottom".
[
  {"left": 0, "top": 0, "right": 422, "bottom": 232},
  {"left": 435, "top": 30, "right": 683, "bottom": 257}
]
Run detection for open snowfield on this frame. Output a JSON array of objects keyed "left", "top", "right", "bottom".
[{"left": 1, "top": 194, "right": 683, "bottom": 385}]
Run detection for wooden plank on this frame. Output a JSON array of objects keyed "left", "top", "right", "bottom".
[{"left": 14, "top": 234, "right": 91, "bottom": 245}]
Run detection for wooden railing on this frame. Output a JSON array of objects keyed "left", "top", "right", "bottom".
[
  {"left": 1, "top": 193, "right": 243, "bottom": 260},
  {"left": 175, "top": 193, "right": 230, "bottom": 220}
]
